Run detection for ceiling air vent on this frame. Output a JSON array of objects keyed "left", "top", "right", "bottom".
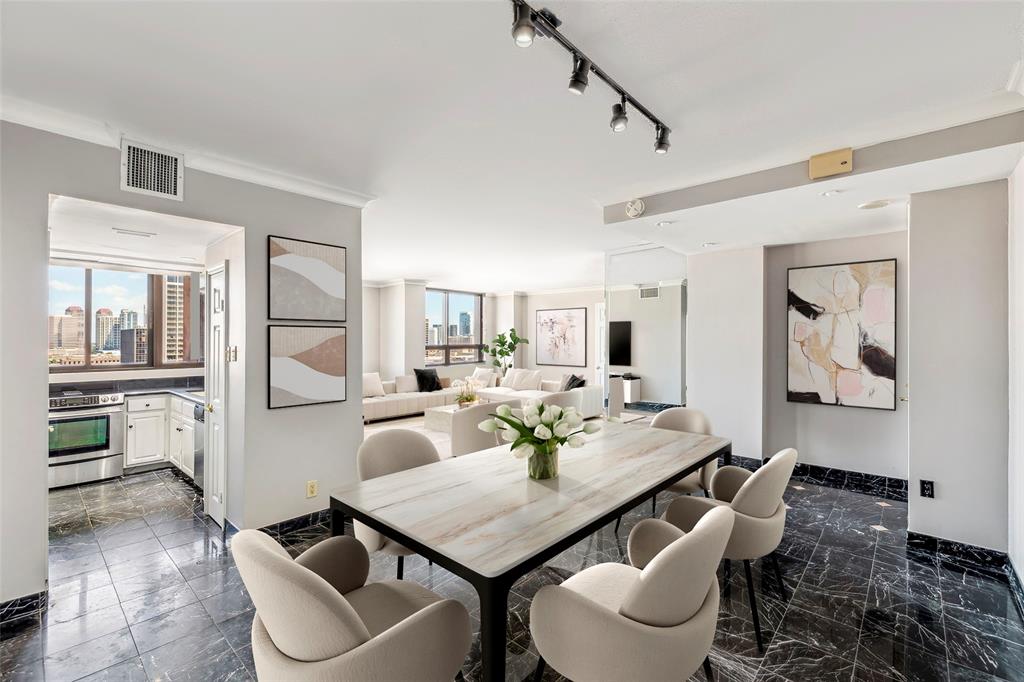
[
  {"left": 120, "top": 139, "right": 184, "bottom": 201},
  {"left": 638, "top": 286, "right": 660, "bottom": 300}
]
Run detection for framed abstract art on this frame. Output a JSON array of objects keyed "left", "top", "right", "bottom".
[
  {"left": 535, "top": 307, "right": 587, "bottom": 367},
  {"left": 268, "top": 325, "right": 347, "bottom": 409},
  {"left": 268, "top": 235, "right": 346, "bottom": 321},
  {"left": 787, "top": 258, "right": 896, "bottom": 410}
]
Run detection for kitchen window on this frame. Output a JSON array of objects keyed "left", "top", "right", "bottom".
[{"left": 49, "top": 263, "right": 203, "bottom": 372}]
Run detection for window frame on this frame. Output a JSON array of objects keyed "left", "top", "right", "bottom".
[
  {"left": 424, "top": 288, "right": 484, "bottom": 367},
  {"left": 49, "top": 264, "right": 204, "bottom": 374}
]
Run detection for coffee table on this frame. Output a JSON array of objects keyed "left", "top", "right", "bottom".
[{"left": 423, "top": 403, "right": 471, "bottom": 433}]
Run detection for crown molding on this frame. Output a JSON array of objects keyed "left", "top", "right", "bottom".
[
  {"left": 521, "top": 285, "right": 605, "bottom": 296},
  {"left": 0, "top": 96, "right": 375, "bottom": 209}
]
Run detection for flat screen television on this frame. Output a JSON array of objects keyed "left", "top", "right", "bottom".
[{"left": 609, "top": 321, "right": 631, "bottom": 366}]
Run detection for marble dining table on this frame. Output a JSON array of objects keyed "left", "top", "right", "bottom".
[{"left": 330, "top": 420, "right": 731, "bottom": 682}]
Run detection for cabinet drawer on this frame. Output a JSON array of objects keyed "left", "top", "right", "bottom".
[{"left": 127, "top": 396, "right": 167, "bottom": 412}]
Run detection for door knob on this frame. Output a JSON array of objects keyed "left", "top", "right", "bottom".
[{"left": 207, "top": 404, "right": 214, "bottom": 413}]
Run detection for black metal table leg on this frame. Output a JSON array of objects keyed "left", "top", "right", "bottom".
[
  {"left": 331, "top": 507, "right": 346, "bottom": 536},
  {"left": 477, "top": 577, "right": 512, "bottom": 682}
]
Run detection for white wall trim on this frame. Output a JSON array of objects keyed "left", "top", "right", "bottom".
[{"left": 0, "top": 96, "right": 375, "bottom": 209}]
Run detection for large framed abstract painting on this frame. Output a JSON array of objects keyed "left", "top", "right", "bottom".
[
  {"left": 536, "top": 307, "right": 587, "bottom": 367},
  {"left": 268, "top": 325, "right": 346, "bottom": 409},
  {"left": 787, "top": 259, "right": 896, "bottom": 411},
  {"left": 268, "top": 235, "right": 346, "bottom": 321}
]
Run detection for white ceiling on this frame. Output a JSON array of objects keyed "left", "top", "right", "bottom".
[
  {"left": 4, "top": 1, "right": 1024, "bottom": 291},
  {"left": 48, "top": 196, "right": 242, "bottom": 270}
]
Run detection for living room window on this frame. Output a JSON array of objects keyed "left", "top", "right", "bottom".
[
  {"left": 49, "top": 263, "right": 204, "bottom": 372},
  {"left": 425, "top": 288, "right": 483, "bottom": 366}
]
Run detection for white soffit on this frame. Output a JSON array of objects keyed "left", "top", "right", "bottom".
[
  {"left": 619, "top": 143, "right": 1024, "bottom": 255},
  {"left": 48, "top": 195, "right": 243, "bottom": 268}
]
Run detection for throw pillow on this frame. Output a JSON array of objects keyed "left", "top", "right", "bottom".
[
  {"left": 565, "top": 374, "right": 587, "bottom": 390},
  {"left": 362, "top": 372, "right": 386, "bottom": 398},
  {"left": 470, "top": 367, "right": 495, "bottom": 387},
  {"left": 440, "top": 377, "right": 451, "bottom": 389},
  {"left": 414, "top": 368, "right": 443, "bottom": 392},
  {"left": 395, "top": 375, "right": 419, "bottom": 393},
  {"left": 500, "top": 368, "right": 524, "bottom": 388},
  {"left": 513, "top": 369, "right": 543, "bottom": 391}
]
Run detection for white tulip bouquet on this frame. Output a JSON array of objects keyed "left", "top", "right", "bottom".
[{"left": 478, "top": 399, "right": 601, "bottom": 479}]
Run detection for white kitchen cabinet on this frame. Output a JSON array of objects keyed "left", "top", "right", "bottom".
[
  {"left": 125, "top": 411, "right": 167, "bottom": 466},
  {"left": 168, "top": 413, "right": 183, "bottom": 468},
  {"left": 179, "top": 418, "right": 196, "bottom": 478}
]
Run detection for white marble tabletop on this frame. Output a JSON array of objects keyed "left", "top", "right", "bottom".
[{"left": 331, "top": 421, "right": 730, "bottom": 578}]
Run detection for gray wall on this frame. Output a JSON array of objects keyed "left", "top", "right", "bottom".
[
  {"left": 686, "top": 247, "right": 765, "bottom": 458},
  {"left": 362, "top": 286, "right": 380, "bottom": 373},
  {"left": 524, "top": 289, "right": 604, "bottom": 384},
  {"left": 0, "top": 123, "right": 363, "bottom": 601},
  {"left": 908, "top": 180, "right": 1008, "bottom": 551},
  {"left": 764, "top": 232, "right": 909, "bottom": 478},
  {"left": 1011, "top": 158, "right": 1024, "bottom": 576},
  {"left": 608, "top": 284, "right": 684, "bottom": 404}
]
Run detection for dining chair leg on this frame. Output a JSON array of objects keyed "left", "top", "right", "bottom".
[
  {"left": 770, "top": 552, "right": 786, "bottom": 601},
  {"left": 651, "top": 494, "right": 657, "bottom": 517},
  {"left": 614, "top": 516, "right": 621, "bottom": 534},
  {"left": 702, "top": 488, "right": 710, "bottom": 498},
  {"left": 456, "top": 671, "right": 466, "bottom": 682},
  {"left": 533, "top": 655, "right": 546, "bottom": 681},
  {"left": 743, "top": 559, "right": 764, "bottom": 653},
  {"left": 702, "top": 656, "right": 714, "bottom": 681},
  {"left": 397, "top": 556, "right": 404, "bottom": 580}
]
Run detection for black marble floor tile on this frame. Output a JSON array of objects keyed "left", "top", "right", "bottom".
[
  {"left": 33, "top": 465, "right": 1024, "bottom": 682},
  {"left": 41, "top": 627, "right": 137, "bottom": 681}
]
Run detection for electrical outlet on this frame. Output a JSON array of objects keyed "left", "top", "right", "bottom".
[
  {"left": 920, "top": 480, "right": 935, "bottom": 498},
  {"left": 306, "top": 480, "right": 319, "bottom": 498}
]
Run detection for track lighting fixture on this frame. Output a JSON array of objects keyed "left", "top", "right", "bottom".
[
  {"left": 610, "top": 99, "right": 628, "bottom": 132},
  {"left": 511, "top": 2, "right": 536, "bottom": 48},
  {"left": 654, "top": 126, "right": 671, "bottom": 154},
  {"left": 509, "top": 0, "right": 671, "bottom": 153},
  {"left": 568, "top": 56, "right": 591, "bottom": 95}
]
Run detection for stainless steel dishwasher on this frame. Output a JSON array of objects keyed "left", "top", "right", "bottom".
[{"left": 192, "top": 402, "right": 205, "bottom": 492}]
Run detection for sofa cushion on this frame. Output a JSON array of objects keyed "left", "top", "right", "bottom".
[
  {"left": 414, "top": 368, "right": 442, "bottom": 392},
  {"left": 514, "top": 370, "right": 543, "bottom": 390},
  {"left": 500, "top": 368, "right": 525, "bottom": 388},
  {"left": 470, "top": 368, "right": 495, "bottom": 387},
  {"left": 395, "top": 375, "right": 419, "bottom": 393},
  {"left": 362, "top": 372, "right": 386, "bottom": 398}
]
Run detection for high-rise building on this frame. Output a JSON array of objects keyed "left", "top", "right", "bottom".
[
  {"left": 118, "top": 308, "right": 138, "bottom": 332},
  {"left": 425, "top": 318, "right": 431, "bottom": 344},
  {"left": 459, "top": 311, "right": 471, "bottom": 337},
  {"left": 163, "top": 276, "right": 185, "bottom": 361},
  {"left": 120, "top": 328, "right": 148, "bottom": 364},
  {"left": 448, "top": 323, "right": 458, "bottom": 337},
  {"left": 94, "top": 308, "right": 116, "bottom": 351}
]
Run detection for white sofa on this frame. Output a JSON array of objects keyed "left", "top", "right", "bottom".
[
  {"left": 362, "top": 378, "right": 460, "bottom": 422},
  {"left": 362, "top": 370, "right": 500, "bottom": 423},
  {"left": 477, "top": 373, "right": 603, "bottom": 419}
]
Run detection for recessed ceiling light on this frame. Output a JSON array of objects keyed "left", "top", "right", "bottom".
[
  {"left": 656, "top": 220, "right": 674, "bottom": 227},
  {"left": 857, "top": 199, "right": 891, "bottom": 210},
  {"left": 820, "top": 189, "right": 843, "bottom": 197},
  {"left": 702, "top": 242, "right": 718, "bottom": 248}
]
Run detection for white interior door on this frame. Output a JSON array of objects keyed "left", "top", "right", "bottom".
[{"left": 205, "top": 264, "right": 228, "bottom": 527}]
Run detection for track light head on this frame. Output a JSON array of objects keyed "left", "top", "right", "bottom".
[
  {"left": 610, "top": 100, "right": 628, "bottom": 132},
  {"left": 568, "top": 57, "right": 591, "bottom": 95},
  {"left": 511, "top": 3, "right": 536, "bottom": 47},
  {"left": 654, "top": 126, "right": 671, "bottom": 154}
]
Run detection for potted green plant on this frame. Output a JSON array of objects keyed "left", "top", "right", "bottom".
[{"left": 482, "top": 328, "right": 528, "bottom": 376}]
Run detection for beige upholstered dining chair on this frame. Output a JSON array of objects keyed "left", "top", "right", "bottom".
[
  {"left": 659, "top": 448, "right": 798, "bottom": 652},
  {"left": 355, "top": 429, "right": 440, "bottom": 578},
  {"left": 232, "top": 530, "right": 472, "bottom": 682},
  {"left": 530, "top": 506, "right": 735, "bottom": 682},
  {"left": 449, "top": 399, "right": 519, "bottom": 457}
]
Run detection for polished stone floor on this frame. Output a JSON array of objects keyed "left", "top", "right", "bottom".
[{"left": 3, "top": 465, "right": 1023, "bottom": 681}]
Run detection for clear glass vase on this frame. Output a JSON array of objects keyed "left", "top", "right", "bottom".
[{"left": 528, "top": 446, "right": 559, "bottom": 480}]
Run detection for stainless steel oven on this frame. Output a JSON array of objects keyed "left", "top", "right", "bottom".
[{"left": 48, "top": 392, "right": 124, "bottom": 488}]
